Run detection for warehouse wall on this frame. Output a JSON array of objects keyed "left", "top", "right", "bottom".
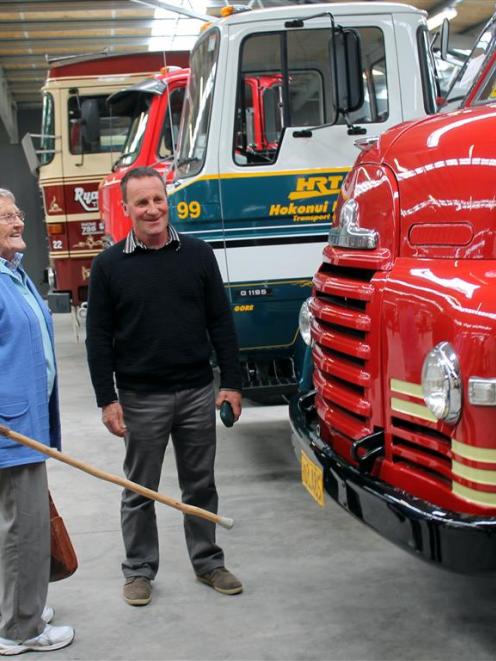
[{"left": 0, "top": 109, "right": 48, "bottom": 295}]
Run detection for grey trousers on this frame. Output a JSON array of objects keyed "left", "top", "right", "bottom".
[
  {"left": 119, "top": 383, "right": 224, "bottom": 579},
  {"left": 0, "top": 462, "right": 49, "bottom": 641}
]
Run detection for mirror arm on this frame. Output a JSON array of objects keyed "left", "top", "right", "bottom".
[
  {"left": 76, "top": 119, "right": 85, "bottom": 167},
  {"left": 70, "top": 89, "right": 85, "bottom": 167},
  {"left": 285, "top": 12, "right": 335, "bottom": 29}
]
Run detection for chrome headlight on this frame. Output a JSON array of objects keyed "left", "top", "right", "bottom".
[
  {"left": 421, "top": 342, "right": 462, "bottom": 424},
  {"left": 299, "top": 298, "right": 314, "bottom": 346}
]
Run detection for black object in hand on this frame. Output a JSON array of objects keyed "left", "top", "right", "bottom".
[{"left": 220, "top": 401, "right": 235, "bottom": 427}]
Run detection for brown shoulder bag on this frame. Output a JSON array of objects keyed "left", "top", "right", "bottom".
[{"left": 49, "top": 492, "right": 78, "bottom": 582}]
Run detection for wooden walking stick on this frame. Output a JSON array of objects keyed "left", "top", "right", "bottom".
[{"left": 0, "top": 425, "right": 234, "bottom": 529}]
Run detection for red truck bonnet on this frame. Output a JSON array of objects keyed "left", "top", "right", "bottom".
[{"left": 380, "top": 104, "right": 496, "bottom": 261}]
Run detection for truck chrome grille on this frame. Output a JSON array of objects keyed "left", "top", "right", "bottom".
[{"left": 311, "top": 263, "right": 375, "bottom": 442}]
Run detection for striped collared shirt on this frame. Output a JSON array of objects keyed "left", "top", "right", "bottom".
[
  {"left": 123, "top": 225, "right": 181, "bottom": 254},
  {"left": 0, "top": 251, "right": 23, "bottom": 271}
]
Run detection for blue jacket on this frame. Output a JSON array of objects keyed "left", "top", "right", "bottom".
[{"left": 0, "top": 267, "right": 61, "bottom": 469}]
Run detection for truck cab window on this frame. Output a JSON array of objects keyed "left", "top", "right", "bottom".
[
  {"left": 473, "top": 62, "right": 496, "bottom": 105},
  {"left": 68, "top": 95, "right": 131, "bottom": 155},
  {"left": 445, "top": 17, "right": 496, "bottom": 105},
  {"left": 118, "top": 110, "right": 150, "bottom": 167},
  {"left": 159, "top": 87, "right": 186, "bottom": 160},
  {"left": 176, "top": 30, "right": 220, "bottom": 177},
  {"left": 233, "top": 29, "right": 331, "bottom": 166},
  {"left": 40, "top": 93, "right": 55, "bottom": 166}
]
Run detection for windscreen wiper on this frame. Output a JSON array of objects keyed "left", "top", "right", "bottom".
[{"left": 176, "top": 156, "right": 201, "bottom": 168}]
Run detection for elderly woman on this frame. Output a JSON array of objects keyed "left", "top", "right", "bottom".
[{"left": 0, "top": 188, "right": 74, "bottom": 655}]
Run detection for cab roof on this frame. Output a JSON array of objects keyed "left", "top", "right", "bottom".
[{"left": 221, "top": 2, "right": 425, "bottom": 26}]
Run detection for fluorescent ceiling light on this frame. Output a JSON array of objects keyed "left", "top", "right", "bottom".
[{"left": 148, "top": 0, "right": 207, "bottom": 50}]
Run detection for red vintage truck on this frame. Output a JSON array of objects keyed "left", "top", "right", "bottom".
[
  {"left": 290, "top": 16, "right": 496, "bottom": 572},
  {"left": 99, "top": 69, "right": 287, "bottom": 246},
  {"left": 98, "top": 67, "right": 188, "bottom": 244}
]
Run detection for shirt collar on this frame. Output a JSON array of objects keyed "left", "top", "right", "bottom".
[
  {"left": 123, "top": 226, "right": 181, "bottom": 254},
  {"left": 0, "top": 251, "right": 24, "bottom": 272}
]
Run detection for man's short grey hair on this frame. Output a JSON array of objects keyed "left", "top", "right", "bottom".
[{"left": 0, "top": 188, "right": 15, "bottom": 202}]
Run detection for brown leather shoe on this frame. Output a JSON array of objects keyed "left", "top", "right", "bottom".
[
  {"left": 197, "top": 568, "right": 243, "bottom": 595},
  {"left": 123, "top": 576, "right": 152, "bottom": 606}
]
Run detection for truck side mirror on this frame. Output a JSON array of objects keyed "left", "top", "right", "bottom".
[
  {"left": 333, "top": 28, "right": 364, "bottom": 114},
  {"left": 21, "top": 133, "right": 41, "bottom": 176},
  {"left": 80, "top": 98, "right": 101, "bottom": 153},
  {"left": 440, "top": 18, "right": 449, "bottom": 61}
]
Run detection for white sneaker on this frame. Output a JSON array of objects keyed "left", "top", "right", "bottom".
[
  {"left": 41, "top": 607, "right": 53, "bottom": 624},
  {"left": 0, "top": 623, "right": 74, "bottom": 656}
]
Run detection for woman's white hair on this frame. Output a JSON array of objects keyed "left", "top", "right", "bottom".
[{"left": 0, "top": 188, "right": 15, "bottom": 202}]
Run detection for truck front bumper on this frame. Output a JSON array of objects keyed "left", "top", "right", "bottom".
[{"left": 289, "top": 390, "right": 496, "bottom": 574}]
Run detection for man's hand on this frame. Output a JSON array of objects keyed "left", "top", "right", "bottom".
[
  {"left": 101, "top": 401, "right": 127, "bottom": 437},
  {"left": 216, "top": 390, "right": 242, "bottom": 422}
]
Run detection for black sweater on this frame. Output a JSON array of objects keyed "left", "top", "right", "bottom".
[{"left": 85, "top": 234, "right": 242, "bottom": 407}]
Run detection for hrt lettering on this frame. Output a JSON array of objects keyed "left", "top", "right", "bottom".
[{"left": 289, "top": 175, "right": 345, "bottom": 200}]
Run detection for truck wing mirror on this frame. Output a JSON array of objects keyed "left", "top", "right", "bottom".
[
  {"left": 440, "top": 17, "right": 450, "bottom": 61},
  {"left": 333, "top": 28, "right": 364, "bottom": 114},
  {"left": 80, "top": 98, "right": 101, "bottom": 153},
  {"left": 21, "top": 133, "right": 41, "bottom": 176}
]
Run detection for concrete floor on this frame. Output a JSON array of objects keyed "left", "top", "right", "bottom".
[{"left": 34, "top": 314, "right": 496, "bottom": 660}]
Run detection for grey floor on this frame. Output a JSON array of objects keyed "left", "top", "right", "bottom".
[{"left": 35, "top": 314, "right": 496, "bottom": 660}]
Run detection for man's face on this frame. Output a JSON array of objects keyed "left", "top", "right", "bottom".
[
  {"left": 122, "top": 176, "right": 169, "bottom": 246},
  {"left": 0, "top": 198, "right": 26, "bottom": 261}
]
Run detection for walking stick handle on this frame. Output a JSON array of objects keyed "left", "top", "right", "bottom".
[{"left": 0, "top": 425, "right": 234, "bottom": 529}]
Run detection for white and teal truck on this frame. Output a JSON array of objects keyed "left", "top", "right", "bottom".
[{"left": 168, "top": 2, "right": 438, "bottom": 399}]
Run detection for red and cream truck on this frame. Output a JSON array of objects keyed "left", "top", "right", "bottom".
[
  {"left": 290, "top": 14, "right": 496, "bottom": 572},
  {"left": 23, "top": 50, "right": 188, "bottom": 314}
]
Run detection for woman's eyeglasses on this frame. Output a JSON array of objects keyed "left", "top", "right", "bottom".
[{"left": 0, "top": 211, "right": 25, "bottom": 225}]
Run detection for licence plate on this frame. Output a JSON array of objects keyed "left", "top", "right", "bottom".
[{"left": 301, "top": 450, "right": 324, "bottom": 507}]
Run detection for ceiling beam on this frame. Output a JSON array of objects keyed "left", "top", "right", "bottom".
[
  {"left": 0, "top": 19, "right": 161, "bottom": 29},
  {"left": 0, "top": 37, "right": 197, "bottom": 55},
  {"left": 0, "top": 66, "right": 18, "bottom": 143}
]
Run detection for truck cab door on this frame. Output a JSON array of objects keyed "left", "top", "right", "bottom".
[{"left": 215, "top": 14, "right": 405, "bottom": 351}]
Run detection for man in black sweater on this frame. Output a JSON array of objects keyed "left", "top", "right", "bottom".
[{"left": 86, "top": 166, "right": 243, "bottom": 606}]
